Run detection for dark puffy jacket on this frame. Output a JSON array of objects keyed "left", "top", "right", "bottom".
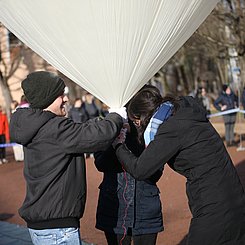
[
  {"left": 213, "top": 91, "right": 238, "bottom": 111},
  {"left": 68, "top": 106, "right": 89, "bottom": 123},
  {"left": 10, "top": 108, "right": 122, "bottom": 229},
  {"left": 116, "top": 97, "right": 245, "bottom": 245},
  {"left": 94, "top": 121, "right": 163, "bottom": 235},
  {"left": 84, "top": 101, "right": 100, "bottom": 119}
]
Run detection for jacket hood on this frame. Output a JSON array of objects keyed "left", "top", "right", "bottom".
[
  {"left": 174, "top": 96, "right": 208, "bottom": 122},
  {"left": 10, "top": 108, "right": 56, "bottom": 145}
]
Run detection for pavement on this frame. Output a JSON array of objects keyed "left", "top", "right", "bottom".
[
  {"left": 0, "top": 221, "right": 32, "bottom": 245},
  {"left": 0, "top": 120, "right": 244, "bottom": 245},
  {"left": 0, "top": 221, "right": 93, "bottom": 245}
]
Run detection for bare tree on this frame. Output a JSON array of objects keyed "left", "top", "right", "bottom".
[
  {"left": 0, "top": 23, "right": 24, "bottom": 118},
  {"left": 158, "top": 0, "right": 245, "bottom": 97}
]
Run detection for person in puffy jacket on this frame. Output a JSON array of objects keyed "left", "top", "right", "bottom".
[
  {"left": 10, "top": 71, "right": 123, "bottom": 245},
  {"left": 94, "top": 119, "right": 163, "bottom": 245},
  {"left": 213, "top": 84, "right": 238, "bottom": 146},
  {"left": 68, "top": 98, "right": 89, "bottom": 123},
  {"left": 113, "top": 86, "right": 245, "bottom": 245}
]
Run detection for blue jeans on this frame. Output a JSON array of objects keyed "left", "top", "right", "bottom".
[
  {"left": 29, "top": 227, "right": 82, "bottom": 245},
  {"left": 223, "top": 113, "right": 236, "bottom": 144}
]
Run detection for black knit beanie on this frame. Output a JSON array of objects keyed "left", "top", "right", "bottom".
[{"left": 21, "top": 71, "right": 66, "bottom": 109}]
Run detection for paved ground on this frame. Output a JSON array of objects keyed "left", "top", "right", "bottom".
[
  {"left": 0, "top": 221, "right": 32, "bottom": 245},
  {"left": 0, "top": 121, "right": 244, "bottom": 245},
  {"left": 0, "top": 220, "right": 93, "bottom": 245}
]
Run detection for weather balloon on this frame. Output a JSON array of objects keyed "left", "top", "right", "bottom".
[{"left": 0, "top": 0, "right": 219, "bottom": 107}]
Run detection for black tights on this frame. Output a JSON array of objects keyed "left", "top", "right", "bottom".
[{"left": 104, "top": 231, "right": 158, "bottom": 245}]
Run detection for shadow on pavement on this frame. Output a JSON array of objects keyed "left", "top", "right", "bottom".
[{"left": 0, "top": 213, "right": 14, "bottom": 221}]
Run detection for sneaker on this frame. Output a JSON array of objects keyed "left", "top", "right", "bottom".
[{"left": 2, "top": 158, "right": 8, "bottom": 163}]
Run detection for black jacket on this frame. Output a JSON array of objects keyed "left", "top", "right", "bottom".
[
  {"left": 116, "top": 96, "right": 245, "bottom": 245},
  {"left": 213, "top": 91, "right": 238, "bottom": 111},
  {"left": 10, "top": 108, "right": 123, "bottom": 229},
  {"left": 94, "top": 121, "right": 163, "bottom": 235},
  {"left": 68, "top": 106, "right": 89, "bottom": 123}
]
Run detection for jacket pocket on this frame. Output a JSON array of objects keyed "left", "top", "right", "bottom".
[
  {"left": 97, "top": 183, "right": 121, "bottom": 217},
  {"left": 139, "top": 186, "right": 162, "bottom": 219},
  {"left": 29, "top": 229, "right": 57, "bottom": 245}
]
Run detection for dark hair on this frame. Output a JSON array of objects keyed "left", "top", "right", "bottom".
[
  {"left": 128, "top": 85, "right": 178, "bottom": 143},
  {"left": 222, "top": 84, "right": 228, "bottom": 92}
]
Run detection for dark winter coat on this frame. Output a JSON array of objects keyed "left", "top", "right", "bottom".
[
  {"left": 116, "top": 96, "right": 245, "bottom": 245},
  {"left": 68, "top": 106, "right": 89, "bottom": 123},
  {"left": 10, "top": 108, "right": 123, "bottom": 230},
  {"left": 213, "top": 91, "right": 238, "bottom": 111},
  {"left": 94, "top": 121, "right": 163, "bottom": 235},
  {"left": 84, "top": 101, "right": 100, "bottom": 119}
]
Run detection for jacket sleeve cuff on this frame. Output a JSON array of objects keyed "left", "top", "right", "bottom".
[{"left": 114, "top": 143, "right": 123, "bottom": 151}]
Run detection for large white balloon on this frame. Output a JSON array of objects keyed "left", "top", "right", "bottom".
[{"left": 0, "top": 0, "right": 219, "bottom": 107}]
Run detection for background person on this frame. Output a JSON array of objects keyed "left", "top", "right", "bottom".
[
  {"left": 10, "top": 71, "right": 123, "bottom": 245},
  {"left": 0, "top": 105, "right": 9, "bottom": 164},
  {"left": 11, "top": 95, "right": 30, "bottom": 162},
  {"left": 100, "top": 101, "right": 109, "bottom": 118},
  {"left": 68, "top": 98, "right": 88, "bottom": 123},
  {"left": 84, "top": 92, "right": 100, "bottom": 120},
  {"left": 113, "top": 87, "right": 245, "bottom": 245},
  {"left": 213, "top": 84, "right": 238, "bottom": 147},
  {"left": 195, "top": 87, "right": 211, "bottom": 115},
  {"left": 83, "top": 92, "right": 101, "bottom": 158}
]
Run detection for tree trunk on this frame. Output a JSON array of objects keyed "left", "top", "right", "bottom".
[
  {"left": 215, "top": 59, "right": 226, "bottom": 88},
  {"left": 0, "top": 73, "right": 13, "bottom": 120}
]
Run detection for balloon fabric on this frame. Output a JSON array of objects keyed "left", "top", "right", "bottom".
[{"left": 0, "top": 0, "right": 219, "bottom": 108}]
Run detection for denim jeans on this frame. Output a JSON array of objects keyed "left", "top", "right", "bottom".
[
  {"left": 29, "top": 227, "right": 82, "bottom": 245},
  {"left": 223, "top": 114, "right": 236, "bottom": 144}
]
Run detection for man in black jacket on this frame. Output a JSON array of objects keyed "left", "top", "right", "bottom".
[{"left": 10, "top": 71, "right": 123, "bottom": 245}]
